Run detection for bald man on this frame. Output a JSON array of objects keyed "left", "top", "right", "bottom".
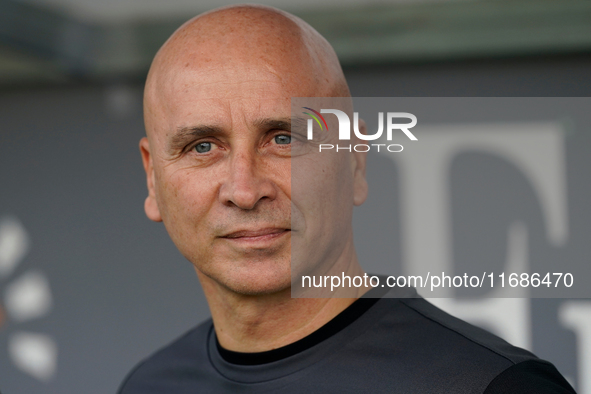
[{"left": 119, "top": 5, "right": 575, "bottom": 393}]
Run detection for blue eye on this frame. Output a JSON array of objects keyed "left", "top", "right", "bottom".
[
  {"left": 274, "top": 135, "right": 291, "bottom": 145},
  {"left": 195, "top": 142, "right": 212, "bottom": 153}
]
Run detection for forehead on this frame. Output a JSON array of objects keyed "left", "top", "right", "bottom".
[
  {"left": 148, "top": 57, "right": 318, "bottom": 138},
  {"left": 162, "top": 71, "right": 291, "bottom": 130}
]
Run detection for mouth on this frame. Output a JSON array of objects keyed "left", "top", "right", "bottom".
[{"left": 221, "top": 228, "right": 290, "bottom": 245}]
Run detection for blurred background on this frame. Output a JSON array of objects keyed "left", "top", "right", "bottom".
[{"left": 0, "top": 0, "right": 590, "bottom": 393}]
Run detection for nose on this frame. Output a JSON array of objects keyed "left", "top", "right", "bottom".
[{"left": 219, "top": 151, "right": 277, "bottom": 210}]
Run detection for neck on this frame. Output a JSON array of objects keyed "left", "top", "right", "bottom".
[{"left": 197, "top": 250, "right": 367, "bottom": 353}]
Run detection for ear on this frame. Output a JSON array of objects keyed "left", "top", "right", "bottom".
[
  {"left": 351, "top": 119, "right": 368, "bottom": 206},
  {"left": 140, "top": 137, "right": 163, "bottom": 222}
]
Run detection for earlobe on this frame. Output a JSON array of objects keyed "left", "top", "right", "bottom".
[
  {"left": 140, "top": 137, "right": 163, "bottom": 222},
  {"left": 144, "top": 196, "right": 162, "bottom": 222},
  {"left": 352, "top": 119, "right": 368, "bottom": 206}
]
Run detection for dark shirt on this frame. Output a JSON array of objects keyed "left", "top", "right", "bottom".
[{"left": 119, "top": 286, "right": 575, "bottom": 393}]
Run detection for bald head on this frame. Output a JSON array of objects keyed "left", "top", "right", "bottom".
[{"left": 144, "top": 5, "right": 349, "bottom": 137}]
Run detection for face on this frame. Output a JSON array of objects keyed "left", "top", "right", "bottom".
[{"left": 141, "top": 33, "right": 367, "bottom": 296}]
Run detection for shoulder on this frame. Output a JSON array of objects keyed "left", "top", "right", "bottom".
[
  {"left": 117, "top": 319, "right": 213, "bottom": 394},
  {"left": 360, "top": 294, "right": 574, "bottom": 392},
  {"left": 396, "top": 296, "right": 536, "bottom": 364},
  {"left": 483, "top": 359, "right": 576, "bottom": 393}
]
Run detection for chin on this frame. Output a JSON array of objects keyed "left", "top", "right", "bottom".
[
  {"left": 196, "top": 255, "right": 293, "bottom": 296},
  {"left": 219, "top": 264, "right": 292, "bottom": 296}
]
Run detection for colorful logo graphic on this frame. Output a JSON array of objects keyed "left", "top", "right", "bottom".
[
  {"left": 302, "top": 107, "right": 329, "bottom": 132},
  {"left": 0, "top": 216, "right": 57, "bottom": 381}
]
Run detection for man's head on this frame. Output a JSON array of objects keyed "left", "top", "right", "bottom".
[{"left": 141, "top": 5, "right": 367, "bottom": 296}]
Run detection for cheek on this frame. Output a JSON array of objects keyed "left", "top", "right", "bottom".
[
  {"left": 291, "top": 152, "right": 354, "bottom": 276},
  {"left": 155, "top": 166, "right": 218, "bottom": 246},
  {"left": 292, "top": 152, "right": 353, "bottom": 231}
]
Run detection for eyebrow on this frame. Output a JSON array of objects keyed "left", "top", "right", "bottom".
[
  {"left": 169, "top": 125, "right": 225, "bottom": 152},
  {"left": 168, "top": 117, "right": 295, "bottom": 152},
  {"left": 253, "top": 117, "right": 291, "bottom": 131}
]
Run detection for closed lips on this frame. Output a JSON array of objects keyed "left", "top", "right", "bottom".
[{"left": 223, "top": 228, "right": 290, "bottom": 238}]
